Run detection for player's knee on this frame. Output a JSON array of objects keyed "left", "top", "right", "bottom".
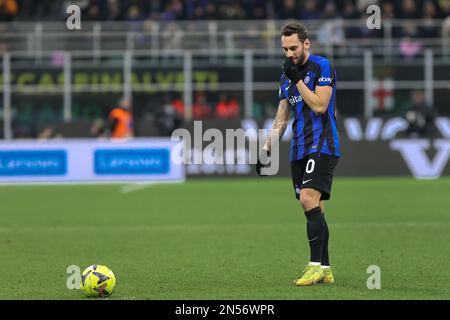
[
  {"left": 299, "top": 197, "right": 317, "bottom": 211},
  {"left": 299, "top": 189, "right": 320, "bottom": 212}
]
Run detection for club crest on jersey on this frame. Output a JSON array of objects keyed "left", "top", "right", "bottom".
[
  {"left": 289, "top": 95, "right": 303, "bottom": 105},
  {"left": 304, "top": 75, "right": 310, "bottom": 84}
]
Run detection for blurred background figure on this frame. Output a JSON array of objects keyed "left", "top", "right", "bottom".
[
  {"left": 108, "top": 98, "right": 134, "bottom": 139},
  {"left": 89, "top": 119, "right": 108, "bottom": 138},
  {"left": 37, "top": 126, "right": 63, "bottom": 140},
  {"left": 154, "top": 94, "right": 183, "bottom": 136},
  {"left": 192, "top": 91, "right": 212, "bottom": 120},
  {"left": 422, "top": 1, "right": 440, "bottom": 38},
  {"left": 171, "top": 95, "right": 185, "bottom": 118},
  {"left": 399, "top": 21, "right": 424, "bottom": 58},
  {"left": 401, "top": 90, "right": 438, "bottom": 138},
  {"left": 0, "top": 0, "right": 18, "bottom": 21},
  {"left": 317, "top": 18, "right": 346, "bottom": 48},
  {"left": 215, "top": 93, "right": 240, "bottom": 120},
  {"left": 299, "top": 0, "right": 321, "bottom": 20}
]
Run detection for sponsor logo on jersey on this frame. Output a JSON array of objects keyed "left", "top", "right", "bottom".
[
  {"left": 289, "top": 95, "right": 303, "bottom": 105},
  {"left": 319, "top": 76, "right": 332, "bottom": 83}
]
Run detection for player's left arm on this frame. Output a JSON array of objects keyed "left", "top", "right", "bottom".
[
  {"left": 296, "top": 59, "right": 334, "bottom": 115},
  {"left": 296, "top": 81, "right": 332, "bottom": 115}
]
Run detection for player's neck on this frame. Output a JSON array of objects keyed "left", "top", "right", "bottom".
[{"left": 300, "top": 51, "right": 310, "bottom": 66}]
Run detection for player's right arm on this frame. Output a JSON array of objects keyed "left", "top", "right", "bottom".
[{"left": 263, "top": 99, "right": 290, "bottom": 153}]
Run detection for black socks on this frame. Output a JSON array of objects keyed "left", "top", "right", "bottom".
[
  {"left": 321, "top": 212, "right": 330, "bottom": 266},
  {"left": 304, "top": 207, "right": 325, "bottom": 263}
]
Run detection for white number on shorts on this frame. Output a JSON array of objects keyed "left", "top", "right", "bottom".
[{"left": 306, "top": 159, "right": 315, "bottom": 174}]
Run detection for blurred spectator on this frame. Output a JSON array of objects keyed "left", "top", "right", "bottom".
[
  {"left": 37, "top": 127, "right": 54, "bottom": 140},
  {"left": 192, "top": 91, "right": 212, "bottom": 119},
  {"left": 400, "top": 0, "right": 419, "bottom": 19},
  {"left": 342, "top": 0, "right": 359, "bottom": 20},
  {"left": 155, "top": 96, "right": 182, "bottom": 136},
  {"left": 422, "top": 1, "right": 440, "bottom": 38},
  {"left": 192, "top": 4, "right": 206, "bottom": 20},
  {"left": 399, "top": 22, "right": 424, "bottom": 58},
  {"left": 318, "top": 19, "right": 346, "bottom": 47},
  {"left": 215, "top": 93, "right": 240, "bottom": 119},
  {"left": 126, "top": 5, "right": 143, "bottom": 21},
  {"left": 246, "top": 1, "right": 266, "bottom": 20},
  {"left": 161, "top": 3, "right": 176, "bottom": 21},
  {"left": 171, "top": 96, "right": 185, "bottom": 117},
  {"left": 401, "top": 90, "right": 437, "bottom": 137},
  {"left": 1, "top": 0, "right": 448, "bottom": 21},
  {"left": 381, "top": 1, "right": 396, "bottom": 20},
  {"left": 107, "top": 0, "right": 122, "bottom": 21},
  {"left": 299, "top": 0, "right": 321, "bottom": 20},
  {"left": 317, "top": 2, "right": 347, "bottom": 47},
  {"left": 90, "top": 119, "right": 108, "bottom": 138},
  {"left": 277, "top": 0, "right": 298, "bottom": 19},
  {"left": 205, "top": 2, "right": 219, "bottom": 20},
  {"left": 322, "top": 1, "right": 337, "bottom": 19},
  {"left": 223, "top": 2, "right": 246, "bottom": 19},
  {"left": 0, "top": 0, "right": 18, "bottom": 21},
  {"left": 439, "top": 0, "right": 450, "bottom": 17},
  {"left": 37, "top": 126, "right": 63, "bottom": 140},
  {"left": 172, "top": 0, "right": 184, "bottom": 20},
  {"left": 184, "top": 0, "right": 200, "bottom": 19},
  {"left": 161, "top": 22, "right": 183, "bottom": 49},
  {"left": 108, "top": 98, "right": 134, "bottom": 138},
  {"left": 161, "top": 0, "right": 184, "bottom": 21},
  {"left": 86, "top": 4, "right": 100, "bottom": 21}
]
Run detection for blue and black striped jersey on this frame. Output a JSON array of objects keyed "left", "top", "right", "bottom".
[{"left": 278, "top": 54, "right": 340, "bottom": 161}]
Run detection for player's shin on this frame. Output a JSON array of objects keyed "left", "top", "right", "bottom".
[
  {"left": 321, "top": 212, "right": 330, "bottom": 267},
  {"left": 304, "top": 207, "right": 325, "bottom": 264}
]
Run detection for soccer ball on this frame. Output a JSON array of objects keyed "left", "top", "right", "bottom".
[{"left": 80, "top": 265, "right": 116, "bottom": 297}]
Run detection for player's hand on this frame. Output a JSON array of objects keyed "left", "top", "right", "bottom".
[
  {"left": 283, "top": 58, "right": 304, "bottom": 85},
  {"left": 256, "top": 150, "right": 271, "bottom": 177}
]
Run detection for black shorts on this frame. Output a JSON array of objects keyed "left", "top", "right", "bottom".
[{"left": 290, "top": 153, "right": 339, "bottom": 201}]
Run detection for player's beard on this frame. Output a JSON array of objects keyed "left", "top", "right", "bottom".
[
  {"left": 290, "top": 50, "right": 306, "bottom": 67},
  {"left": 296, "top": 50, "right": 307, "bottom": 66}
]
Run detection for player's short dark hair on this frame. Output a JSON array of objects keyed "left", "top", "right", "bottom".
[{"left": 281, "top": 22, "right": 309, "bottom": 42}]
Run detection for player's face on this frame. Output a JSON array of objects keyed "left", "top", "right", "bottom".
[{"left": 281, "top": 34, "right": 310, "bottom": 66}]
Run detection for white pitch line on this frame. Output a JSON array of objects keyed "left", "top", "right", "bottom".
[{"left": 119, "top": 180, "right": 183, "bottom": 194}]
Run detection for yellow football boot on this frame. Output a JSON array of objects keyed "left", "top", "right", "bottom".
[
  {"left": 293, "top": 265, "right": 324, "bottom": 286},
  {"left": 320, "top": 267, "right": 335, "bottom": 284}
]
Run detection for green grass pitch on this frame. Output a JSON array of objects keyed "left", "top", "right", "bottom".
[{"left": 0, "top": 177, "right": 449, "bottom": 300}]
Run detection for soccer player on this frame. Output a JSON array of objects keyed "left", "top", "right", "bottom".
[{"left": 256, "top": 22, "right": 340, "bottom": 286}]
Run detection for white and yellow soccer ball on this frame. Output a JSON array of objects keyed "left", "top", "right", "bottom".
[{"left": 80, "top": 265, "right": 116, "bottom": 298}]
